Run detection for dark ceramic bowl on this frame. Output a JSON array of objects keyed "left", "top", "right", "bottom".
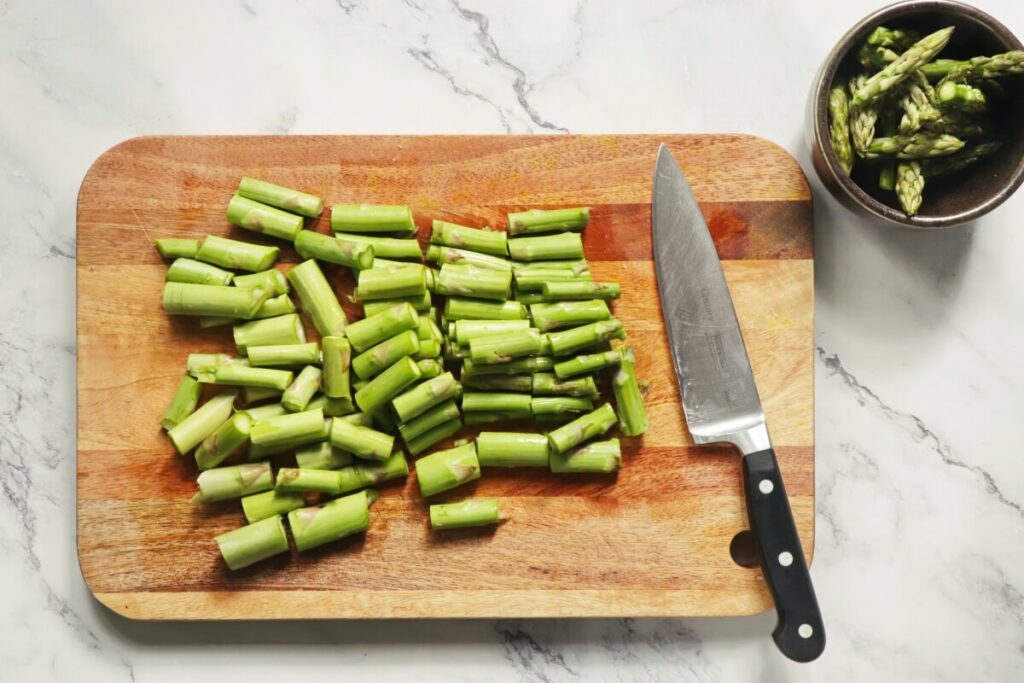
[{"left": 809, "top": 0, "right": 1024, "bottom": 228}]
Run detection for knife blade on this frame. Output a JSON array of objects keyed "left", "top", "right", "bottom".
[{"left": 652, "top": 144, "right": 825, "bottom": 663}]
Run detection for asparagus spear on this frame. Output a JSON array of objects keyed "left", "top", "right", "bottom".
[
  {"left": 233, "top": 313, "right": 306, "bottom": 353},
  {"left": 321, "top": 336, "right": 352, "bottom": 400},
  {"left": 335, "top": 232, "right": 423, "bottom": 260},
  {"left": 507, "top": 207, "right": 589, "bottom": 236},
  {"left": 295, "top": 230, "right": 374, "bottom": 269},
  {"left": 282, "top": 366, "right": 322, "bottom": 412},
  {"left": 250, "top": 408, "right": 325, "bottom": 448},
  {"left": 865, "top": 26, "right": 921, "bottom": 50},
  {"left": 461, "top": 392, "right": 532, "bottom": 413},
  {"left": 863, "top": 133, "right": 965, "bottom": 159},
  {"left": 226, "top": 194, "right": 303, "bottom": 241},
  {"left": 329, "top": 416, "right": 395, "bottom": 461},
  {"left": 507, "top": 232, "right": 584, "bottom": 261},
  {"left": 452, "top": 319, "right": 530, "bottom": 341},
  {"left": 922, "top": 111, "right": 986, "bottom": 139},
  {"left": 436, "top": 263, "right": 513, "bottom": 301},
  {"left": 475, "top": 432, "right": 549, "bottom": 467},
  {"left": 896, "top": 161, "right": 925, "bottom": 217},
  {"left": 166, "top": 392, "right": 237, "bottom": 455},
  {"left": 295, "top": 441, "right": 354, "bottom": 469},
  {"left": 611, "top": 347, "right": 649, "bottom": 436},
  {"left": 405, "top": 418, "right": 463, "bottom": 456},
  {"left": 354, "top": 356, "right": 423, "bottom": 415},
  {"left": 553, "top": 349, "right": 620, "bottom": 378},
  {"left": 541, "top": 281, "right": 620, "bottom": 301},
  {"left": 234, "top": 268, "right": 289, "bottom": 295},
  {"left": 352, "top": 330, "right": 421, "bottom": 379},
  {"left": 210, "top": 365, "right": 294, "bottom": 391},
  {"left": 427, "top": 245, "right": 511, "bottom": 271},
  {"left": 398, "top": 400, "right": 461, "bottom": 443},
  {"left": 247, "top": 416, "right": 330, "bottom": 460},
  {"left": 828, "top": 84, "right": 855, "bottom": 173},
  {"left": 445, "top": 297, "right": 527, "bottom": 321},
  {"left": 195, "top": 235, "right": 279, "bottom": 272},
  {"left": 241, "top": 490, "right": 307, "bottom": 524},
  {"left": 155, "top": 238, "right": 199, "bottom": 259},
  {"left": 287, "top": 259, "right": 348, "bottom": 337},
  {"left": 531, "top": 373, "right": 599, "bottom": 398},
  {"left": 237, "top": 177, "right": 323, "bottom": 218},
  {"left": 461, "top": 356, "right": 555, "bottom": 376},
  {"left": 921, "top": 51, "right": 1024, "bottom": 80},
  {"left": 335, "top": 451, "right": 409, "bottom": 494},
  {"left": 549, "top": 439, "right": 621, "bottom": 473},
  {"left": 162, "top": 282, "right": 270, "bottom": 319},
  {"left": 161, "top": 375, "right": 202, "bottom": 430},
  {"left": 430, "top": 220, "right": 507, "bottom": 256},
  {"left": 362, "top": 292, "right": 433, "bottom": 316},
  {"left": 193, "top": 462, "right": 273, "bottom": 502},
  {"left": 530, "top": 396, "right": 594, "bottom": 417},
  {"left": 216, "top": 515, "right": 290, "bottom": 570},
  {"left": 468, "top": 328, "right": 543, "bottom": 364},
  {"left": 546, "top": 319, "right": 626, "bottom": 355},
  {"left": 390, "top": 372, "right": 461, "bottom": 423},
  {"left": 936, "top": 80, "right": 987, "bottom": 113},
  {"left": 195, "top": 412, "right": 253, "bottom": 470},
  {"left": 247, "top": 342, "right": 321, "bottom": 367},
  {"left": 922, "top": 141, "right": 1001, "bottom": 177},
  {"left": 898, "top": 71, "right": 941, "bottom": 134},
  {"left": 849, "top": 74, "right": 880, "bottom": 155},
  {"left": 355, "top": 264, "right": 427, "bottom": 301},
  {"left": 346, "top": 303, "right": 419, "bottom": 352},
  {"left": 416, "top": 442, "right": 481, "bottom": 497},
  {"left": 166, "top": 258, "right": 235, "bottom": 286},
  {"left": 430, "top": 499, "right": 501, "bottom": 530},
  {"left": 547, "top": 403, "right": 618, "bottom": 454},
  {"left": 852, "top": 27, "right": 955, "bottom": 106},
  {"left": 529, "top": 300, "right": 611, "bottom": 332},
  {"left": 331, "top": 204, "right": 416, "bottom": 234},
  {"left": 288, "top": 490, "right": 376, "bottom": 552}
]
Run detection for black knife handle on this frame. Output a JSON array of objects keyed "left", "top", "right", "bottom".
[{"left": 743, "top": 448, "right": 825, "bottom": 662}]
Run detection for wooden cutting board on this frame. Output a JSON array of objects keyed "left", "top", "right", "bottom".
[{"left": 76, "top": 134, "right": 814, "bottom": 620}]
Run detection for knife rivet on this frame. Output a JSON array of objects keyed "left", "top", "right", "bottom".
[
  {"left": 778, "top": 551, "right": 793, "bottom": 567},
  {"left": 758, "top": 479, "right": 774, "bottom": 495},
  {"left": 798, "top": 624, "right": 814, "bottom": 639}
]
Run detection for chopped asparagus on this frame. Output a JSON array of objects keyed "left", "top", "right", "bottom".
[{"left": 430, "top": 499, "right": 500, "bottom": 530}]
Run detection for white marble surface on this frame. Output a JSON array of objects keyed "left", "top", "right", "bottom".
[{"left": 1, "top": 0, "right": 1023, "bottom": 680}]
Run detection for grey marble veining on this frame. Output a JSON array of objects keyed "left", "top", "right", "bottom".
[{"left": 1, "top": 0, "right": 1023, "bottom": 680}]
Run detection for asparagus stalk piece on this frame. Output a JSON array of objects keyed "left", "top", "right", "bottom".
[
  {"left": 898, "top": 72, "right": 941, "bottom": 134},
  {"left": 196, "top": 235, "right": 279, "bottom": 272},
  {"left": 352, "top": 329, "right": 421, "bottom": 379},
  {"left": 427, "top": 244, "right": 511, "bottom": 271},
  {"left": 445, "top": 297, "right": 527, "bottom": 321},
  {"left": 531, "top": 396, "right": 594, "bottom": 417},
  {"left": 462, "top": 411, "right": 531, "bottom": 426},
  {"left": 546, "top": 319, "right": 625, "bottom": 355},
  {"left": 193, "top": 462, "right": 272, "bottom": 502},
  {"left": 194, "top": 411, "right": 253, "bottom": 470},
  {"left": 234, "top": 268, "right": 289, "bottom": 295},
  {"left": 507, "top": 232, "right": 584, "bottom": 261},
  {"left": 293, "top": 230, "right": 374, "bottom": 270},
  {"left": 241, "top": 490, "right": 307, "bottom": 524},
  {"left": 417, "top": 316, "right": 443, "bottom": 342},
  {"left": 468, "top": 328, "right": 543, "bottom": 364},
  {"left": 246, "top": 417, "right": 330, "bottom": 460},
  {"left": 336, "top": 451, "right": 409, "bottom": 494},
  {"left": 852, "top": 27, "right": 955, "bottom": 106},
  {"left": 216, "top": 515, "right": 290, "bottom": 570},
  {"left": 922, "top": 141, "right": 1001, "bottom": 177},
  {"left": 611, "top": 347, "right": 649, "bottom": 436},
  {"left": 331, "top": 204, "right": 416, "bottom": 234},
  {"left": 281, "top": 365, "right": 322, "bottom": 412},
  {"left": 452, "top": 319, "right": 530, "bottom": 341},
  {"left": 921, "top": 51, "right": 1024, "bottom": 80},
  {"left": 233, "top": 313, "right": 306, "bottom": 353},
  {"left": 355, "top": 264, "right": 426, "bottom": 301},
  {"left": 417, "top": 358, "right": 443, "bottom": 379},
  {"left": 295, "top": 441, "right": 354, "bottom": 470},
  {"left": 346, "top": 303, "right": 420, "bottom": 352},
  {"left": 288, "top": 490, "right": 375, "bottom": 552},
  {"left": 507, "top": 207, "right": 589, "bottom": 236},
  {"left": 354, "top": 356, "right": 423, "bottom": 414},
  {"left": 896, "top": 161, "right": 925, "bottom": 216},
  {"left": 210, "top": 365, "right": 294, "bottom": 391},
  {"left": 550, "top": 438, "right": 621, "bottom": 473},
  {"left": 541, "top": 281, "right": 620, "bottom": 301},
  {"left": 416, "top": 442, "right": 481, "bottom": 497},
  {"left": 532, "top": 373, "right": 598, "bottom": 398},
  {"left": 430, "top": 499, "right": 500, "bottom": 530},
  {"left": 529, "top": 300, "right": 611, "bottom": 332},
  {"left": 936, "top": 80, "right": 987, "bottom": 113},
  {"left": 553, "top": 349, "right": 620, "bottom": 378},
  {"left": 162, "top": 282, "right": 270, "bottom": 319},
  {"left": 200, "top": 293, "right": 297, "bottom": 328},
  {"left": 362, "top": 292, "right": 433, "bottom": 317},
  {"left": 166, "top": 258, "right": 234, "bottom": 286},
  {"left": 321, "top": 336, "right": 352, "bottom": 400},
  {"left": 227, "top": 194, "right": 303, "bottom": 241},
  {"left": 513, "top": 270, "right": 591, "bottom": 293},
  {"left": 476, "top": 432, "right": 549, "bottom": 467},
  {"left": 240, "top": 402, "right": 288, "bottom": 422},
  {"left": 462, "top": 391, "right": 532, "bottom": 413},
  {"left": 237, "top": 177, "right": 323, "bottom": 218},
  {"left": 864, "top": 133, "right": 965, "bottom": 159},
  {"left": 461, "top": 356, "right": 554, "bottom": 376},
  {"left": 512, "top": 259, "right": 590, "bottom": 276},
  {"left": 412, "top": 339, "right": 438, "bottom": 359},
  {"left": 335, "top": 232, "right": 423, "bottom": 260},
  {"left": 167, "top": 392, "right": 237, "bottom": 455},
  {"left": 828, "top": 84, "right": 854, "bottom": 173},
  {"left": 242, "top": 386, "right": 280, "bottom": 406},
  {"left": 405, "top": 418, "right": 462, "bottom": 455},
  {"left": 848, "top": 74, "right": 879, "bottom": 154},
  {"left": 307, "top": 394, "right": 355, "bottom": 417},
  {"left": 250, "top": 408, "right": 325, "bottom": 448},
  {"left": 430, "top": 220, "right": 507, "bottom": 256},
  {"left": 547, "top": 403, "right": 618, "bottom": 454},
  {"left": 462, "top": 374, "right": 532, "bottom": 392},
  {"left": 391, "top": 372, "right": 461, "bottom": 423},
  {"left": 275, "top": 467, "right": 343, "bottom": 494},
  {"left": 329, "top": 417, "right": 395, "bottom": 461},
  {"left": 287, "top": 259, "right": 348, "bottom": 338},
  {"left": 436, "top": 263, "right": 513, "bottom": 301},
  {"left": 247, "top": 342, "right": 321, "bottom": 368},
  {"left": 398, "top": 399, "right": 460, "bottom": 442},
  {"left": 155, "top": 238, "right": 199, "bottom": 259},
  {"left": 161, "top": 375, "right": 202, "bottom": 430}
]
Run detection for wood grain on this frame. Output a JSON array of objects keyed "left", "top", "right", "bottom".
[{"left": 76, "top": 135, "right": 814, "bottom": 620}]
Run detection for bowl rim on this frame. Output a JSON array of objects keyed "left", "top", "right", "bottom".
[{"left": 813, "top": 0, "right": 1024, "bottom": 229}]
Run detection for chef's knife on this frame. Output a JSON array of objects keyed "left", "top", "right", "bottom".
[{"left": 652, "top": 144, "right": 825, "bottom": 662}]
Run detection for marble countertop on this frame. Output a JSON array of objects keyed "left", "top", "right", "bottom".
[{"left": 2, "top": 0, "right": 1023, "bottom": 680}]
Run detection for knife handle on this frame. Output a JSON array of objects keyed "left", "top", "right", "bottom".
[{"left": 742, "top": 448, "right": 825, "bottom": 662}]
